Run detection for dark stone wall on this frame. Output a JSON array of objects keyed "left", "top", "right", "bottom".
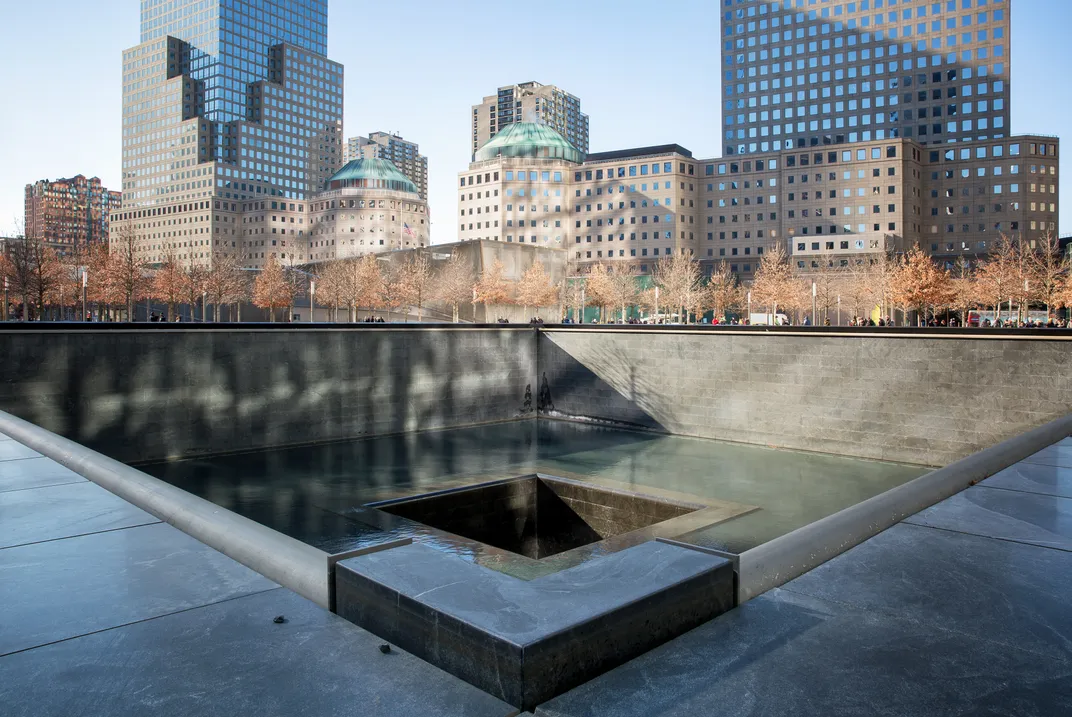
[
  {"left": 0, "top": 326, "right": 537, "bottom": 463},
  {"left": 538, "top": 329, "right": 1072, "bottom": 466}
]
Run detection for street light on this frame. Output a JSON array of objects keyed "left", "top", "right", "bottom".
[
  {"left": 837, "top": 294, "right": 841, "bottom": 326},
  {"left": 3, "top": 276, "right": 9, "bottom": 322},
  {"left": 81, "top": 269, "right": 88, "bottom": 322},
  {"left": 746, "top": 291, "right": 751, "bottom": 322},
  {"left": 309, "top": 280, "right": 315, "bottom": 323}
]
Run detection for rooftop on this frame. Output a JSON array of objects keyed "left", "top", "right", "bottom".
[{"left": 474, "top": 122, "right": 585, "bottom": 164}]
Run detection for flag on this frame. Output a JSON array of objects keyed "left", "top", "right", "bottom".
[{"left": 403, "top": 222, "right": 414, "bottom": 237}]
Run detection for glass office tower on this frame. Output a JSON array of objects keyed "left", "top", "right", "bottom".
[
  {"left": 119, "top": 0, "right": 343, "bottom": 267},
  {"left": 722, "top": 0, "right": 1010, "bottom": 156}
]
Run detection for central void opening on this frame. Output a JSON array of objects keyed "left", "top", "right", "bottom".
[{"left": 377, "top": 475, "right": 701, "bottom": 560}]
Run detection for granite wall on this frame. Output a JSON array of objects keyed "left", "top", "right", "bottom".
[
  {"left": 538, "top": 329, "right": 1072, "bottom": 466},
  {"left": 0, "top": 326, "right": 537, "bottom": 463}
]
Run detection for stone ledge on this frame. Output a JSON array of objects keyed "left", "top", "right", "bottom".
[{"left": 335, "top": 540, "right": 733, "bottom": 711}]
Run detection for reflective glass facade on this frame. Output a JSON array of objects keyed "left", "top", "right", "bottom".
[
  {"left": 119, "top": 0, "right": 343, "bottom": 268},
  {"left": 722, "top": 0, "right": 1011, "bottom": 156}
]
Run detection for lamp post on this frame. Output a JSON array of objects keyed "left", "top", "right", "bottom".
[
  {"left": 580, "top": 286, "right": 586, "bottom": 324},
  {"left": 81, "top": 269, "right": 88, "bottom": 322},
  {"left": 202, "top": 290, "right": 207, "bottom": 323},
  {"left": 309, "top": 280, "right": 315, "bottom": 323},
  {"left": 3, "top": 276, "right": 9, "bottom": 322},
  {"left": 471, "top": 286, "right": 477, "bottom": 324},
  {"left": 837, "top": 294, "right": 841, "bottom": 326},
  {"left": 746, "top": 291, "right": 751, "bottom": 323}
]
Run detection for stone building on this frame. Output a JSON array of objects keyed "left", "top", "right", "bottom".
[
  {"left": 24, "top": 175, "right": 121, "bottom": 250},
  {"left": 458, "top": 122, "right": 1058, "bottom": 279}
]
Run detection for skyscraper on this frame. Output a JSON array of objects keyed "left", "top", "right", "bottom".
[
  {"left": 345, "top": 132, "right": 428, "bottom": 199},
  {"left": 722, "top": 0, "right": 1011, "bottom": 157},
  {"left": 115, "top": 0, "right": 344, "bottom": 267},
  {"left": 471, "top": 82, "right": 588, "bottom": 160}
]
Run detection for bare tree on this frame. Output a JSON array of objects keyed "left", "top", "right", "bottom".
[
  {"left": 890, "top": 244, "right": 955, "bottom": 323},
  {"left": 750, "top": 242, "right": 798, "bottom": 321},
  {"left": 707, "top": 261, "right": 743, "bottom": 323},
  {"left": 1029, "top": 232, "right": 1065, "bottom": 319},
  {"left": 205, "top": 253, "right": 245, "bottom": 322},
  {"left": 110, "top": 223, "right": 151, "bottom": 321},
  {"left": 394, "top": 250, "right": 433, "bottom": 321},
  {"left": 434, "top": 251, "right": 476, "bottom": 323},
  {"left": 180, "top": 264, "right": 207, "bottom": 322},
  {"left": 653, "top": 253, "right": 701, "bottom": 323},
  {"left": 474, "top": 258, "right": 513, "bottom": 320},
  {"left": 516, "top": 259, "right": 559, "bottom": 318},
  {"left": 252, "top": 255, "right": 294, "bottom": 322},
  {"left": 314, "top": 260, "right": 348, "bottom": 323},
  {"left": 607, "top": 264, "right": 640, "bottom": 322},
  {"left": 153, "top": 245, "right": 184, "bottom": 321}
]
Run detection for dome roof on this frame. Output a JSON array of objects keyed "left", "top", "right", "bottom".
[
  {"left": 326, "top": 158, "right": 418, "bottom": 193},
  {"left": 474, "top": 122, "right": 584, "bottom": 164}
]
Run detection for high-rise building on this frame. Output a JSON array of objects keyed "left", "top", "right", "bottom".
[
  {"left": 471, "top": 82, "right": 588, "bottom": 159},
  {"left": 722, "top": 0, "right": 1011, "bottom": 157},
  {"left": 114, "top": 0, "right": 344, "bottom": 268},
  {"left": 345, "top": 132, "right": 428, "bottom": 199},
  {"left": 24, "top": 175, "right": 121, "bottom": 250}
]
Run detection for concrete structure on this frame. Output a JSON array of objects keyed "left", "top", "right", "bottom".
[
  {"left": 113, "top": 0, "right": 344, "bottom": 269},
  {"left": 536, "top": 325, "right": 1072, "bottom": 466},
  {"left": 723, "top": 0, "right": 1012, "bottom": 157},
  {"left": 0, "top": 325, "right": 536, "bottom": 464},
  {"left": 459, "top": 123, "right": 1058, "bottom": 278},
  {"left": 2, "top": 322, "right": 1072, "bottom": 467},
  {"left": 24, "top": 175, "right": 121, "bottom": 250},
  {"left": 345, "top": 132, "right": 428, "bottom": 200},
  {"left": 472, "top": 82, "right": 588, "bottom": 159}
]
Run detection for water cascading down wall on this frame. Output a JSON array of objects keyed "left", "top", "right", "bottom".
[{"left": 2, "top": 324, "right": 1072, "bottom": 467}]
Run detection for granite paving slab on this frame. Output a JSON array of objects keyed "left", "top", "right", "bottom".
[
  {"left": 1021, "top": 439, "right": 1072, "bottom": 469},
  {"left": 0, "top": 441, "right": 40, "bottom": 462},
  {"left": 0, "top": 456, "right": 85, "bottom": 493},
  {"left": 0, "top": 522, "right": 278, "bottom": 656},
  {"left": 0, "top": 588, "right": 516, "bottom": 717},
  {"left": 778, "top": 522, "right": 1072, "bottom": 663},
  {"left": 0, "top": 481, "right": 158, "bottom": 549},
  {"left": 904, "top": 485, "right": 1072, "bottom": 553},
  {"left": 533, "top": 588, "right": 1072, "bottom": 717},
  {"left": 983, "top": 461, "right": 1072, "bottom": 498}
]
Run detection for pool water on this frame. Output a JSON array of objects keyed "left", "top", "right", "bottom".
[{"left": 140, "top": 419, "right": 929, "bottom": 565}]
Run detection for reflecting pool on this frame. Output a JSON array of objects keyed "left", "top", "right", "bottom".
[{"left": 140, "top": 419, "right": 929, "bottom": 567}]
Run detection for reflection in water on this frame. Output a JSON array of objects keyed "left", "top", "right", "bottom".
[{"left": 140, "top": 419, "right": 928, "bottom": 557}]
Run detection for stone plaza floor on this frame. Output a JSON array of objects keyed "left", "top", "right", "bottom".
[{"left": 2, "top": 429, "right": 1070, "bottom": 716}]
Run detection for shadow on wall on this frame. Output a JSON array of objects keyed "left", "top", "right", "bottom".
[
  {"left": 536, "top": 329, "right": 1072, "bottom": 467},
  {"left": 0, "top": 327, "right": 537, "bottom": 464},
  {"left": 537, "top": 333, "right": 666, "bottom": 433}
]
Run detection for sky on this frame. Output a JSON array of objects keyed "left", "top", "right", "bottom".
[{"left": 1, "top": 0, "right": 1067, "bottom": 242}]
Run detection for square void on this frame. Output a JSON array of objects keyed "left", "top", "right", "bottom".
[{"left": 376, "top": 475, "right": 701, "bottom": 560}]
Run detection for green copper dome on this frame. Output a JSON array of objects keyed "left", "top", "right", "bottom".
[
  {"left": 326, "top": 158, "right": 418, "bottom": 193},
  {"left": 474, "top": 122, "right": 585, "bottom": 164}
]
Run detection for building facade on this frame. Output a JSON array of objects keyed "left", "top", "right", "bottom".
[
  {"left": 459, "top": 123, "right": 1057, "bottom": 279},
  {"left": 722, "top": 0, "right": 1011, "bottom": 157},
  {"left": 471, "top": 82, "right": 589, "bottom": 160},
  {"left": 113, "top": 0, "right": 344, "bottom": 269},
  {"left": 344, "top": 132, "right": 428, "bottom": 200},
  {"left": 306, "top": 159, "right": 429, "bottom": 261},
  {"left": 24, "top": 175, "right": 121, "bottom": 250}
]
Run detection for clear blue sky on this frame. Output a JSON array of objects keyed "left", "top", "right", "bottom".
[{"left": 1, "top": 0, "right": 1067, "bottom": 241}]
